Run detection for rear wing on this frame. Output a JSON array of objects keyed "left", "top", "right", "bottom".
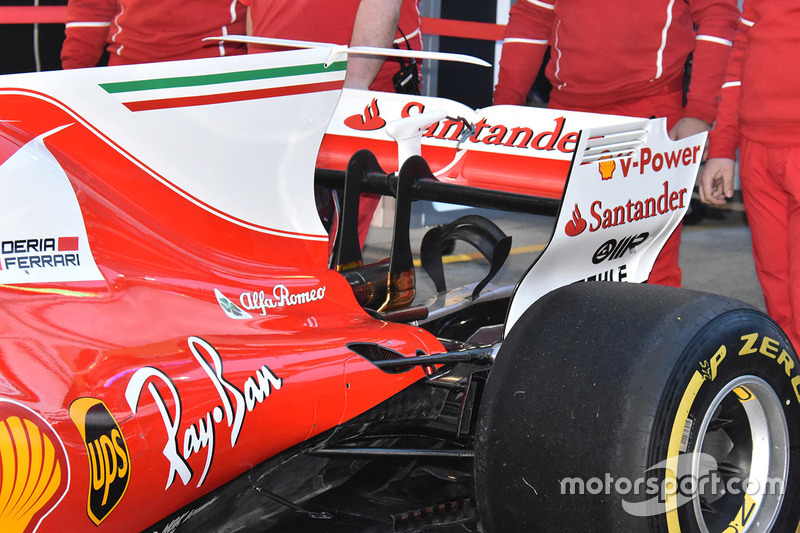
[
  {"left": 319, "top": 90, "right": 646, "bottom": 199},
  {"left": 318, "top": 91, "right": 704, "bottom": 329},
  {"left": 505, "top": 118, "right": 705, "bottom": 332}
]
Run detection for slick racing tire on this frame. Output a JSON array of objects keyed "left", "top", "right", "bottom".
[{"left": 475, "top": 282, "right": 800, "bottom": 532}]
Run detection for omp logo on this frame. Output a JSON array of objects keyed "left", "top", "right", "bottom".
[
  {"left": 592, "top": 233, "right": 649, "bottom": 264},
  {"left": 564, "top": 204, "right": 588, "bottom": 237},
  {"left": 69, "top": 398, "right": 130, "bottom": 526},
  {"left": 0, "top": 399, "right": 69, "bottom": 533},
  {"left": 344, "top": 98, "right": 386, "bottom": 131}
]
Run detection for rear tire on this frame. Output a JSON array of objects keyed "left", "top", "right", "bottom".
[{"left": 475, "top": 282, "right": 800, "bottom": 532}]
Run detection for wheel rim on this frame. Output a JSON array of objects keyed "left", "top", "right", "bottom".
[{"left": 691, "top": 376, "right": 789, "bottom": 532}]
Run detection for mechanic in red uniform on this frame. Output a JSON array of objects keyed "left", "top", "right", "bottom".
[
  {"left": 699, "top": 1, "right": 800, "bottom": 349},
  {"left": 60, "top": 0, "right": 247, "bottom": 68},
  {"left": 243, "top": 0, "right": 421, "bottom": 91},
  {"left": 243, "top": 0, "right": 422, "bottom": 247},
  {"left": 494, "top": 0, "right": 740, "bottom": 287}
]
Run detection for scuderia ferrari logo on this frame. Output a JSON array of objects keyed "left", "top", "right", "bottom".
[
  {"left": 69, "top": 398, "right": 131, "bottom": 525},
  {"left": 1, "top": 236, "right": 81, "bottom": 271}
]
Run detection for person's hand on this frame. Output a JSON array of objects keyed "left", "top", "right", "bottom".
[
  {"left": 669, "top": 117, "right": 712, "bottom": 161},
  {"left": 698, "top": 157, "right": 736, "bottom": 206},
  {"left": 669, "top": 117, "right": 712, "bottom": 141}
]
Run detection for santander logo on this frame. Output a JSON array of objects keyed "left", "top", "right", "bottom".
[
  {"left": 341, "top": 97, "right": 579, "bottom": 154},
  {"left": 564, "top": 204, "right": 587, "bottom": 236},
  {"left": 564, "top": 181, "right": 688, "bottom": 237},
  {"left": 343, "top": 98, "right": 386, "bottom": 131}
]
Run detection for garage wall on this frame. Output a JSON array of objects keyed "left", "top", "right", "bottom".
[{"left": 1, "top": 0, "right": 66, "bottom": 74}]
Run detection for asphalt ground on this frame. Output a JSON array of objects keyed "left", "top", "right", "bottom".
[
  {"left": 679, "top": 197, "right": 765, "bottom": 311},
  {"left": 363, "top": 194, "right": 766, "bottom": 314}
]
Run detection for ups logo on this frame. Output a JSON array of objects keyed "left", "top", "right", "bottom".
[{"left": 69, "top": 398, "right": 131, "bottom": 525}]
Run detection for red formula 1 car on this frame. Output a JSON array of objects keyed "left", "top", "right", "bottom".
[{"left": 0, "top": 46, "right": 798, "bottom": 532}]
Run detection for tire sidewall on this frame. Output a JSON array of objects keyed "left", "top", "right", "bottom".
[
  {"left": 650, "top": 309, "right": 800, "bottom": 532},
  {"left": 475, "top": 283, "right": 800, "bottom": 532}
]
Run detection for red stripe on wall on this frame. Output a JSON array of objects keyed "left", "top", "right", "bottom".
[
  {"left": 0, "top": 6, "right": 66, "bottom": 24},
  {"left": 420, "top": 17, "right": 506, "bottom": 41},
  {"left": 0, "top": 8, "right": 508, "bottom": 43}
]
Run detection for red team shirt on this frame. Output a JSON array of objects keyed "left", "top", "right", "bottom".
[
  {"left": 61, "top": 0, "right": 247, "bottom": 68},
  {"left": 494, "top": 0, "right": 739, "bottom": 126},
  {"left": 241, "top": 0, "right": 422, "bottom": 92},
  {"left": 705, "top": 0, "right": 800, "bottom": 349},
  {"left": 708, "top": 0, "right": 800, "bottom": 158}
]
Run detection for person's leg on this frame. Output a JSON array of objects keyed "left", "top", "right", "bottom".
[
  {"left": 739, "top": 139, "right": 796, "bottom": 346},
  {"left": 779, "top": 146, "right": 800, "bottom": 349},
  {"left": 357, "top": 192, "right": 381, "bottom": 249},
  {"left": 647, "top": 226, "right": 682, "bottom": 287}
]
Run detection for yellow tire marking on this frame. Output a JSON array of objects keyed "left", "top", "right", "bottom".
[{"left": 666, "top": 370, "right": 706, "bottom": 532}]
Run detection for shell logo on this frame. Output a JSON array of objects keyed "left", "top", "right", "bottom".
[
  {"left": 0, "top": 400, "right": 70, "bottom": 533},
  {"left": 598, "top": 154, "right": 616, "bottom": 180}
]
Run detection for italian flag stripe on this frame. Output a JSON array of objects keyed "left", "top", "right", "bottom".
[
  {"left": 124, "top": 80, "right": 344, "bottom": 112},
  {"left": 100, "top": 61, "right": 346, "bottom": 94}
]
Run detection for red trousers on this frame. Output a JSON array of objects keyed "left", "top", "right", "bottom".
[
  {"left": 549, "top": 86, "right": 686, "bottom": 287},
  {"left": 739, "top": 138, "right": 800, "bottom": 349},
  {"left": 358, "top": 194, "right": 381, "bottom": 249}
]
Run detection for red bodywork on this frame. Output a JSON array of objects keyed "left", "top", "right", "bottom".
[
  {"left": 0, "top": 47, "right": 690, "bottom": 533},
  {"left": 0, "top": 89, "right": 442, "bottom": 532}
]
